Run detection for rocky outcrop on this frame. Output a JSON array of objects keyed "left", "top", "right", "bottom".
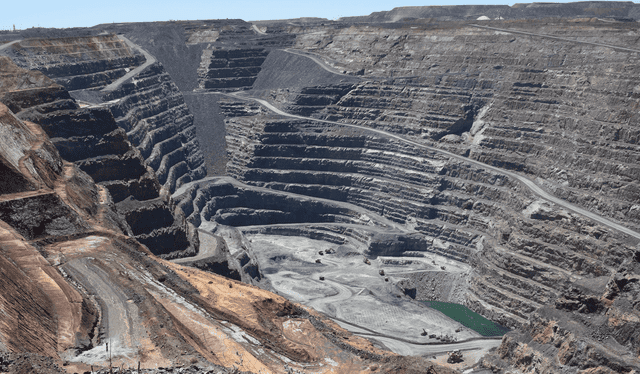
[{"left": 482, "top": 254, "right": 640, "bottom": 374}]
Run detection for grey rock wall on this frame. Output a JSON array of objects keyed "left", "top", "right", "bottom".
[
  {"left": 4, "top": 35, "right": 146, "bottom": 91},
  {"left": 1, "top": 38, "right": 200, "bottom": 259},
  {"left": 209, "top": 20, "right": 640, "bottom": 330},
  {"left": 104, "top": 63, "right": 207, "bottom": 195},
  {"left": 197, "top": 48, "right": 268, "bottom": 90}
]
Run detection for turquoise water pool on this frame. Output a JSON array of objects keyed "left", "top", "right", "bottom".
[{"left": 421, "top": 301, "right": 510, "bottom": 337}]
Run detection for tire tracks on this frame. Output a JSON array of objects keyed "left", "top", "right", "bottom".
[{"left": 63, "top": 258, "right": 140, "bottom": 365}]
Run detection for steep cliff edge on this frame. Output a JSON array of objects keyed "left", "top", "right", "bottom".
[{"left": 1, "top": 38, "right": 201, "bottom": 259}]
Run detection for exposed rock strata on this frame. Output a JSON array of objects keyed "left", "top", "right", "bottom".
[
  {"left": 216, "top": 96, "right": 638, "bottom": 331},
  {"left": 5, "top": 35, "right": 145, "bottom": 91},
  {"left": 3, "top": 9, "right": 640, "bottom": 373},
  {"left": 0, "top": 100, "right": 124, "bottom": 360},
  {"left": 197, "top": 47, "right": 268, "bottom": 90},
  {"left": 291, "top": 21, "right": 640, "bottom": 233},
  {"left": 94, "top": 20, "right": 294, "bottom": 173},
  {"left": 0, "top": 72, "right": 437, "bottom": 374},
  {"left": 103, "top": 63, "right": 207, "bottom": 195},
  {"left": 0, "top": 53, "right": 197, "bottom": 258}
]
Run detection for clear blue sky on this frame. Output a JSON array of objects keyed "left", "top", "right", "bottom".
[{"left": 3, "top": 0, "right": 580, "bottom": 30}]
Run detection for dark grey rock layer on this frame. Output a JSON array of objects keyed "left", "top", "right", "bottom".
[{"left": 1, "top": 40, "right": 200, "bottom": 259}]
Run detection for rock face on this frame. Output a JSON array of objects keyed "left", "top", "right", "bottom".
[
  {"left": 0, "top": 99, "right": 124, "bottom": 361},
  {"left": 219, "top": 17, "right": 640, "bottom": 372},
  {"left": 197, "top": 47, "right": 269, "bottom": 89},
  {"left": 103, "top": 62, "right": 207, "bottom": 195},
  {"left": 217, "top": 87, "right": 637, "bottom": 328},
  {"left": 89, "top": 20, "right": 294, "bottom": 174},
  {"left": 0, "top": 102, "right": 91, "bottom": 240},
  {"left": 4, "top": 35, "right": 146, "bottom": 91},
  {"left": 179, "top": 15, "right": 640, "bottom": 372},
  {"left": 0, "top": 46, "right": 198, "bottom": 258}
]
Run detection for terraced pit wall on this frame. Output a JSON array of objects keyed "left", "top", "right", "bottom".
[
  {"left": 1, "top": 36, "right": 201, "bottom": 259},
  {"left": 216, "top": 99, "right": 635, "bottom": 329},
  {"left": 292, "top": 22, "right": 640, "bottom": 232},
  {"left": 196, "top": 21, "right": 640, "bottom": 333}
]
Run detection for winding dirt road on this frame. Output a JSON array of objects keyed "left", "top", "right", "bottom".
[
  {"left": 307, "top": 278, "right": 352, "bottom": 311},
  {"left": 0, "top": 40, "right": 21, "bottom": 53},
  {"left": 281, "top": 48, "right": 356, "bottom": 77},
  {"left": 102, "top": 36, "right": 157, "bottom": 92},
  {"left": 251, "top": 24, "right": 267, "bottom": 35},
  {"left": 64, "top": 258, "right": 141, "bottom": 365}
]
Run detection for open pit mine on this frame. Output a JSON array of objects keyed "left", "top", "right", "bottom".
[{"left": 1, "top": 2, "right": 640, "bottom": 373}]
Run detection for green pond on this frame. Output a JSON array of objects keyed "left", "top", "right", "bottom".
[{"left": 421, "top": 301, "right": 510, "bottom": 337}]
